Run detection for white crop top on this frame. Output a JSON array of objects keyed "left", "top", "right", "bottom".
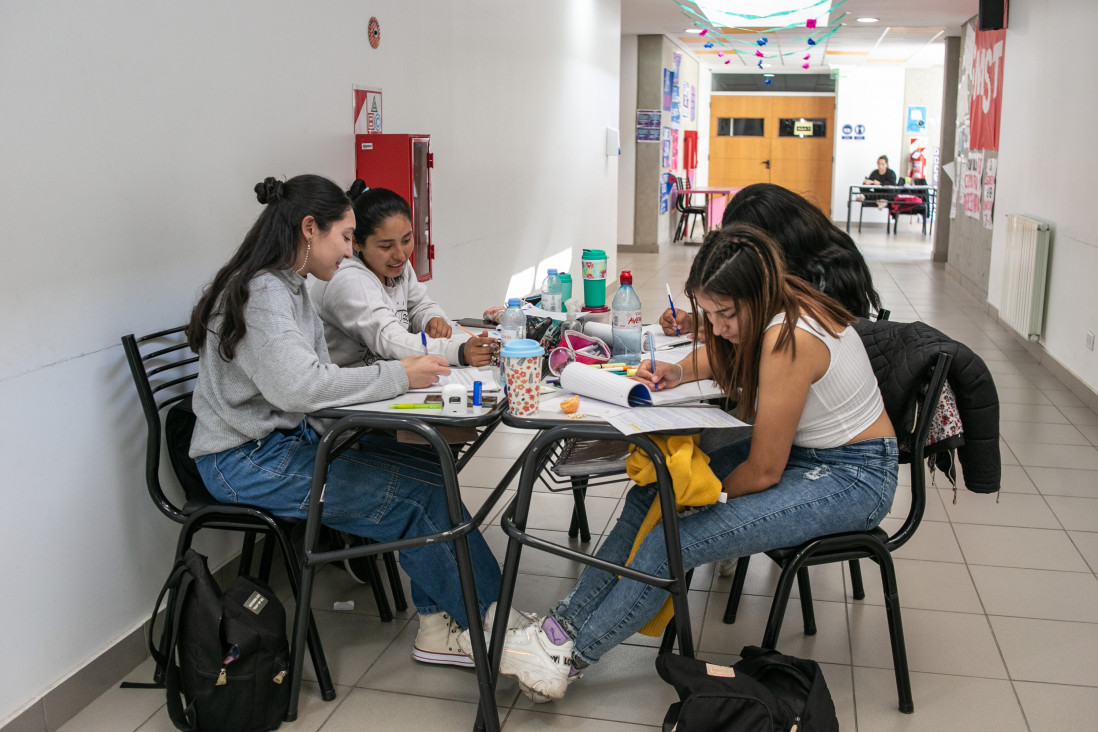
[{"left": 766, "top": 312, "right": 885, "bottom": 449}]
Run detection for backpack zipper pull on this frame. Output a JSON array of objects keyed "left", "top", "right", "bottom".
[
  {"left": 273, "top": 670, "right": 287, "bottom": 684},
  {"left": 216, "top": 668, "right": 227, "bottom": 686}
]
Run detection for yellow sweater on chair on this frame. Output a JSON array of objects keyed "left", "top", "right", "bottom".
[{"left": 623, "top": 433, "right": 722, "bottom": 636}]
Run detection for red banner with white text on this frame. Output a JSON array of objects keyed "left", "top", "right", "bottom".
[{"left": 969, "top": 29, "right": 1006, "bottom": 151}]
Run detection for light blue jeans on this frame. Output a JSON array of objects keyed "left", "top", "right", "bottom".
[
  {"left": 554, "top": 436, "right": 898, "bottom": 664},
  {"left": 195, "top": 422, "right": 501, "bottom": 628}
]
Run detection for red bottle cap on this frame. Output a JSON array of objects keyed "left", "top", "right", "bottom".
[{"left": 620, "top": 270, "right": 632, "bottom": 285}]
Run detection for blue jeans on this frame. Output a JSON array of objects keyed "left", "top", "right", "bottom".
[
  {"left": 195, "top": 423, "right": 501, "bottom": 628},
  {"left": 554, "top": 436, "right": 898, "bottom": 664}
]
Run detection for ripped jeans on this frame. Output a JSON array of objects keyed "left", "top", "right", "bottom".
[{"left": 554, "top": 436, "right": 898, "bottom": 665}]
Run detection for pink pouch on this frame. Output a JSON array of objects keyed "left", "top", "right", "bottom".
[{"left": 547, "top": 330, "right": 611, "bottom": 375}]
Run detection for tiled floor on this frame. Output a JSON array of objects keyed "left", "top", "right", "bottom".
[{"left": 61, "top": 222, "right": 1098, "bottom": 730}]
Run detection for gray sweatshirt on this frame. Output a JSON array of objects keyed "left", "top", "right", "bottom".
[
  {"left": 189, "top": 268, "right": 409, "bottom": 457},
  {"left": 309, "top": 257, "right": 462, "bottom": 366}
]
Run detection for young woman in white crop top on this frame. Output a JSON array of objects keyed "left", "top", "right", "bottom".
[{"left": 484, "top": 222, "right": 898, "bottom": 704}]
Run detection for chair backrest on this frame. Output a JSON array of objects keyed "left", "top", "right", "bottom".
[
  {"left": 877, "top": 351, "right": 953, "bottom": 551},
  {"left": 122, "top": 326, "right": 202, "bottom": 523}
]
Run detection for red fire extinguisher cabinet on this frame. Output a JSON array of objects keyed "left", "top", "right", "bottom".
[{"left": 354, "top": 134, "right": 434, "bottom": 281}]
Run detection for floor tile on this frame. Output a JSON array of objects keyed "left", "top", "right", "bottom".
[
  {"left": 938, "top": 490, "right": 1060, "bottom": 529},
  {"left": 503, "top": 710, "right": 660, "bottom": 730},
  {"left": 56, "top": 660, "right": 166, "bottom": 732},
  {"left": 1061, "top": 406, "right": 1098, "bottom": 426},
  {"left": 1078, "top": 422, "right": 1098, "bottom": 446},
  {"left": 1045, "top": 495, "right": 1098, "bottom": 531},
  {"left": 1043, "top": 389, "right": 1087, "bottom": 409},
  {"left": 848, "top": 605, "right": 1007, "bottom": 677},
  {"left": 991, "top": 615, "right": 1098, "bottom": 685},
  {"left": 998, "top": 403, "right": 1070, "bottom": 424},
  {"left": 882, "top": 519, "right": 964, "bottom": 563},
  {"left": 853, "top": 669, "right": 1027, "bottom": 731},
  {"left": 1068, "top": 531, "right": 1098, "bottom": 573},
  {"left": 709, "top": 555, "right": 850, "bottom": 603},
  {"left": 855, "top": 557, "right": 984, "bottom": 614},
  {"left": 1014, "top": 681, "right": 1098, "bottom": 731},
  {"left": 1026, "top": 466, "right": 1098, "bottom": 497},
  {"left": 999, "top": 420, "right": 1091, "bottom": 446},
  {"left": 1007, "top": 442, "right": 1098, "bottom": 470},
  {"left": 296, "top": 610, "right": 407, "bottom": 686},
  {"left": 954, "top": 524, "right": 1090, "bottom": 571},
  {"left": 319, "top": 688, "right": 488, "bottom": 732},
  {"left": 996, "top": 387, "right": 1053, "bottom": 406},
  {"left": 970, "top": 565, "right": 1098, "bottom": 621}
]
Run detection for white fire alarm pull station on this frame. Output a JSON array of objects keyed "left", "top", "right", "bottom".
[{"left": 606, "top": 127, "right": 620, "bottom": 156}]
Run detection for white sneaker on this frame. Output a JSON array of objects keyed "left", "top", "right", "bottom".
[
  {"left": 456, "top": 602, "right": 539, "bottom": 659},
  {"left": 496, "top": 619, "right": 575, "bottom": 702},
  {"left": 412, "top": 612, "right": 474, "bottom": 668},
  {"left": 716, "top": 557, "right": 739, "bottom": 577}
]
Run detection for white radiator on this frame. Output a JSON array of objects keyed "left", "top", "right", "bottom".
[{"left": 1000, "top": 214, "right": 1051, "bottom": 341}]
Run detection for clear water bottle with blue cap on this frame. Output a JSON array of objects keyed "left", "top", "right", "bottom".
[{"left": 541, "top": 269, "right": 563, "bottom": 312}]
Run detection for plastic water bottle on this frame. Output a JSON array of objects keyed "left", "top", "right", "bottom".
[
  {"left": 541, "top": 269, "right": 563, "bottom": 312},
  {"left": 611, "top": 270, "right": 643, "bottom": 365},
  {"left": 500, "top": 298, "right": 526, "bottom": 344}
]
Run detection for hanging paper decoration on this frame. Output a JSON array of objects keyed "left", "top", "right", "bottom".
[
  {"left": 699, "top": 28, "right": 708, "bottom": 36},
  {"left": 704, "top": 41, "right": 714, "bottom": 48},
  {"left": 804, "top": 54, "right": 811, "bottom": 60},
  {"left": 756, "top": 50, "right": 764, "bottom": 57},
  {"left": 802, "top": 62, "right": 810, "bottom": 69},
  {"left": 807, "top": 19, "right": 817, "bottom": 29},
  {"left": 756, "top": 37, "right": 768, "bottom": 46},
  {"left": 757, "top": 60, "right": 764, "bottom": 69},
  {"left": 717, "top": 50, "right": 724, "bottom": 57},
  {"left": 725, "top": 59, "right": 731, "bottom": 64},
  {"left": 807, "top": 38, "right": 817, "bottom": 45},
  {"left": 765, "top": 79, "right": 773, "bottom": 84}
]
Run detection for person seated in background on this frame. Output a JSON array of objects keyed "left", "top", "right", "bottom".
[
  {"left": 660, "top": 183, "right": 883, "bottom": 337},
  {"left": 476, "top": 222, "right": 898, "bottom": 703},
  {"left": 310, "top": 180, "right": 497, "bottom": 368},
  {"left": 857, "top": 155, "right": 899, "bottom": 209}
]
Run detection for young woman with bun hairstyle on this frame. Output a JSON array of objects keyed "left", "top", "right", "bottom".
[
  {"left": 186, "top": 174, "right": 519, "bottom": 668},
  {"left": 310, "top": 180, "right": 497, "bottom": 368},
  {"left": 660, "top": 183, "right": 883, "bottom": 336},
  {"left": 485, "top": 223, "right": 897, "bottom": 703}
]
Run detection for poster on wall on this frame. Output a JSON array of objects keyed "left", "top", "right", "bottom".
[
  {"left": 671, "top": 81, "right": 680, "bottom": 128},
  {"left": 661, "top": 127, "right": 671, "bottom": 167},
  {"left": 690, "top": 86, "right": 696, "bottom": 121},
  {"left": 906, "top": 106, "right": 927, "bottom": 134},
  {"left": 662, "top": 69, "right": 672, "bottom": 111},
  {"left": 636, "top": 110, "right": 661, "bottom": 142},
  {"left": 970, "top": 29, "right": 1006, "bottom": 151},
  {"left": 353, "top": 86, "right": 383, "bottom": 134},
  {"left": 671, "top": 132, "right": 679, "bottom": 170},
  {"left": 982, "top": 157, "right": 997, "bottom": 229},
  {"left": 962, "top": 152, "right": 984, "bottom": 219},
  {"left": 659, "top": 174, "right": 670, "bottom": 215}
]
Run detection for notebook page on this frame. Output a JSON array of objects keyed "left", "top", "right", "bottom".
[
  {"left": 559, "top": 363, "right": 651, "bottom": 407},
  {"left": 407, "top": 367, "right": 502, "bottom": 393}
]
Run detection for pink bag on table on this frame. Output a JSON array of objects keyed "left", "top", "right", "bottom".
[{"left": 547, "top": 330, "right": 611, "bottom": 375}]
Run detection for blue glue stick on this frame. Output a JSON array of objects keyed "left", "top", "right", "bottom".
[{"left": 472, "top": 380, "right": 483, "bottom": 408}]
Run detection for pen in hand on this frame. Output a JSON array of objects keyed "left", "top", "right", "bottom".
[
  {"left": 420, "top": 330, "right": 429, "bottom": 356},
  {"left": 647, "top": 334, "right": 658, "bottom": 390},
  {"left": 666, "top": 283, "right": 681, "bottom": 336}
]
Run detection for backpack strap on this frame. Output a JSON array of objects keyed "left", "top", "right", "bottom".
[
  {"left": 119, "top": 559, "right": 191, "bottom": 691},
  {"left": 163, "top": 569, "right": 199, "bottom": 731}
]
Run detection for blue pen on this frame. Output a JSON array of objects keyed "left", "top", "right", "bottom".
[
  {"left": 648, "top": 333, "right": 658, "bottom": 390},
  {"left": 665, "top": 283, "right": 681, "bottom": 336},
  {"left": 420, "top": 330, "right": 428, "bottom": 355}
]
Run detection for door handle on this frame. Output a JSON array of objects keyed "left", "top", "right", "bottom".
[{"left": 763, "top": 159, "right": 771, "bottom": 170}]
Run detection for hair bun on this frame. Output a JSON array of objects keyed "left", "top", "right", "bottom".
[
  {"left": 346, "top": 178, "right": 369, "bottom": 200},
  {"left": 254, "top": 177, "right": 285, "bottom": 205}
]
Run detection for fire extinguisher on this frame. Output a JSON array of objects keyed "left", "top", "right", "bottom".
[{"left": 909, "top": 149, "right": 926, "bottom": 179}]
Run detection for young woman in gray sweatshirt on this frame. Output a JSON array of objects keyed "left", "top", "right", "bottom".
[{"left": 185, "top": 174, "right": 510, "bottom": 668}]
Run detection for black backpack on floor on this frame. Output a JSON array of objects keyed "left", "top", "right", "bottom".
[
  {"left": 135, "top": 549, "right": 291, "bottom": 732},
  {"left": 656, "top": 646, "right": 839, "bottom": 732}
]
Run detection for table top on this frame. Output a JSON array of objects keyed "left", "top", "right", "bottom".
[
  {"left": 314, "top": 392, "right": 507, "bottom": 428},
  {"left": 850, "top": 184, "right": 936, "bottom": 191}
]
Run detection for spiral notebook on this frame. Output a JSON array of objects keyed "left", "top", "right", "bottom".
[{"left": 557, "top": 363, "right": 723, "bottom": 408}]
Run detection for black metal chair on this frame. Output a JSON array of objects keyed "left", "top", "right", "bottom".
[
  {"left": 672, "top": 175, "right": 707, "bottom": 242},
  {"left": 718, "top": 351, "right": 954, "bottom": 714},
  {"left": 121, "top": 327, "right": 338, "bottom": 702},
  {"left": 888, "top": 178, "right": 930, "bottom": 235}
]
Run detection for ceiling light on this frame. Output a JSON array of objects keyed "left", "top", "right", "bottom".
[
  {"left": 856, "top": 17, "right": 879, "bottom": 23},
  {"left": 761, "top": 63, "right": 772, "bottom": 68},
  {"left": 763, "top": 73, "right": 775, "bottom": 77},
  {"left": 685, "top": 28, "right": 704, "bottom": 34}
]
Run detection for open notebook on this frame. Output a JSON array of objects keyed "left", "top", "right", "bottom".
[
  {"left": 581, "top": 321, "right": 692, "bottom": 350},
  {"left": 558, "top": 363, "right": 723, "bottom": 407},
  {"left": 407, "top": 367, "right": 502, "bottom": 393}
]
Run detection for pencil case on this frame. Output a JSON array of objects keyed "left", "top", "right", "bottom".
[{"left": 547, "top": 330, "right": 611, "bottom": 375}]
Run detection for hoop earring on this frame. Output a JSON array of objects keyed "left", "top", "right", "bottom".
[{"left": 295, "top": 237, "right": 312, "bottom": 274}]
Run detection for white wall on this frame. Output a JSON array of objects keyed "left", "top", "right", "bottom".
[
  {"left": 830, "top": 66, "right": 907, "bottom": 223},
  {"left": 618, "top": 34, "right": 638, "bottom": 247},
  {"left": 0, "top": 0, "right": 621, "bottom": 722},
  {"left": 988, "top": 0, "right": 1098, "bottom": 391}
]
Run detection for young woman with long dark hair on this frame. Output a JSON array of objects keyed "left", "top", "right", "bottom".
[
  {"left": 484, "top": 223, "right": 897, "bottom": 702},
  {"left": 187, "top": 174, "right": 515, "bottom": 668}
]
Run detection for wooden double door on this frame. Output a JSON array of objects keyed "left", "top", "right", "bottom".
[{"left": 709, "top": 95, "right": 835, "bottom": 214}]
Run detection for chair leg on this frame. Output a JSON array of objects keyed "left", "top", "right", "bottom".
[
  {"left": 238, "top": 531, "right": 257, "bottom": 576},
  {"left": 873, "top": 546, "right": 913, "bottom": 713},
  {"left": 568, "top": 478, "right": 591, "bottom": 542},
  {"left": 723, "top": 555, "right": 751, "bottom": 624},
  {"left": 849, "top": 559, "right": 865, "bottom": 600},
  {"left": 383, "top": 551, "right": 408, "bottom": 612},
  {"left": 358, "top": 538, "right": 394, "bottom": 622},
  {"left": 658, "top": 567, "right": 694, "bottom": 654},
  {"left": 761, "top": 557, "right": 804, "bottom": 649},
  {"left": 796, "top": 567, "right": 816, "bottom": 636},
  {"left": 257, "top": 533, "right": 276, "bottom": 582}
]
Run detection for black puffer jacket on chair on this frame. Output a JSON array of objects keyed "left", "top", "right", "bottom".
[{"left": 854, "top": 318, "right": 1001, "bottom": 494}]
